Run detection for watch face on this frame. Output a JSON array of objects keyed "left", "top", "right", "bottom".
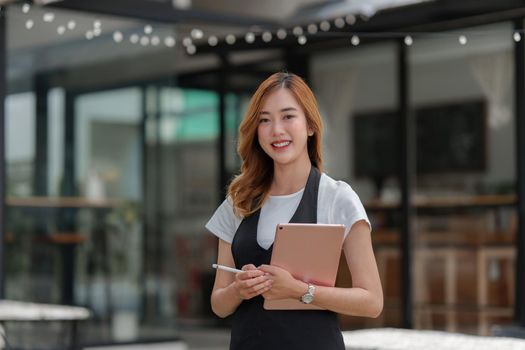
[{"left": 302, "top": 294, "right": 314, "bottom": 304}]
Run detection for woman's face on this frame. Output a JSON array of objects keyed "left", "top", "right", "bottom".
[{"left": 257, "top": 88, "right": 312, "bottom": 168}]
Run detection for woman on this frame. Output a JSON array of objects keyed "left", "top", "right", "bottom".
[{"left": 206, "top": 72, "right": 383, "bottom": 350}]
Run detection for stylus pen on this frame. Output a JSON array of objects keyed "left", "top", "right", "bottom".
[{"left": 212, "top": 264, "right": 243, "bottom": 274}]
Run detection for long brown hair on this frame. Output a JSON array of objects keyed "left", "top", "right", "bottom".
[{"left": 227, "top": 72, "right": 324, "bottom": 217}]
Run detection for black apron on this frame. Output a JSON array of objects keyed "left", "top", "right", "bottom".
[{"left": 230, "top": 166, "right": 345, "bottom": 350}]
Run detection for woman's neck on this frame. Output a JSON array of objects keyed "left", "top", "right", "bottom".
[{"left": 270, "top": 160, "right": 312, "bottom": 196}]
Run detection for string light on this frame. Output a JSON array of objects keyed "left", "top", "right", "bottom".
[
  {"left": 186, "top": 45, "right": 196, "bottom": 55},
  {"left": 277, "top": 29, "right": 287, "bottom": 40},
  {"left": 113, "top": 31, "right": 123, "bottom": 43},
  {"left": 30, "top": 14, "right": 524, "bottom": 52},
  {"left": 191, "top": 28, "right": 203, "bottom": 40},
  {"left": 182, "top": 37, "right": 192, "bottom": 47},
  {"left": 164, "top": 36, "right": 176, "bottom": 47},
  {"left": 22, "top": 3, "right": 30, "bottom": 14},
  {"left": 346, "top": 15, "right": 356, "bottom": 25},
  {"left": 245, "top": 32, "right": 255, "bottom": 43},
  {"left": 307, "top": 24, "right": 318, "bottom": 34},
  {"left": 225, "top": 34, "right": 236, "bottom": 45},
  {"left": 43, "top": 13, "right": 55, "bottom": 23},
  {"left": 262, "top": 31, "right": 272, "bottom": 42},
  {"left": 151, "top": 36, "right": 160, "bottom": 46},
  {"left": 208, "top": 35, "right": 218, "bottom": 46},
  {"left": 293, "top": 26, "right": 303, "bottom": 36},
  {"left": 335, "top": 18, "right": 345, "bottom": 29},
  {"left": 320, "top": 20, "right": 331, "bottom": 32},
  {"left": 25, "top": 19, "right": 34, "bottom": 30},
  {"left": 130, "top": 33, "right": 140, "bottom": 44},
  {"left": 140, "top": 36, "right": 150, "bottom": 46}
]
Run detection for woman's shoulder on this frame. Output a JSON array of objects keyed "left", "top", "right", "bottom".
[
  {"left": 319, "top": 173, "right": 370, "bottom": 232},
  {"left": 320, "top": 172, "right": 358, "bottom": 197}
]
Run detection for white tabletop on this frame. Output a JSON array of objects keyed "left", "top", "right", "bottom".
[
  {"left": 0, "top": 300, "right": 90, "bottom": 321},
  {"left": 343, "top": 328, "right": 525, "bottom": 350}
]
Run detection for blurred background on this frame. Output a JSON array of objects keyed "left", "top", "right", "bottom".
[{"left": 1, "top": 0, "right": 525, "bottom": 348}]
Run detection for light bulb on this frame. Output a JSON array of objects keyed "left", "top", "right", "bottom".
[
  {"left": 245, "top": 32, "right": 255, "bottom": 43},
  {"left": 43, "top": 13, "right": 55, "bottom": 23},
  {"left": 293, "top": 26, "right": 303, "bottom": 36},
  {"left": 225, "top": 34, "right": 236, "bottom": 45},
  {"left": 25, "top": 19, "right": 34, "bottom": 30},
  {"left": 130, "top": 34, "right": 140, "bottom": 44},
  {"left": 164, "top": 36, "right": 176, "bottom": 47},
  {"left": 113, "top": 31, "right": 123, "bottom": 43},
  {"left": 140, "top": 36, "right": 150, "bottom": 46},
  {"left": 191, "top": 28, "right": 203, "bottom": 39},
  {"left": 186, "top": 45, "right": 196, "bottom": 55},
  {"left": 335, "top": 18, "right": 345, "bottom": 29},
  {"left": 151, "top": 36, "right": 160, "bottom": 46},
  {"left": 277, "top": 29, "right": 287, "bottom": 40},
  {"left": 208, "top": 35, "right": 218, "bottom": 46},
  {"left": 346, "top": 15, "right": 356, "bottom": 25},
  {"left": 320, "top": 21, "right": 330, "bottom": 32},
  {"left": 262, "top": 31, "right": 272, "bottom": 42}
]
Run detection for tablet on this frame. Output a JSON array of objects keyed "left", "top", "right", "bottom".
[{"left": 263, "top": 223, "right": 345, "bottom": 310}]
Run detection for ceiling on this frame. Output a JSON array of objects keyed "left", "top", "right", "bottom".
[{"left": 8, "top": 0, "right": 436, "bottom": 90}]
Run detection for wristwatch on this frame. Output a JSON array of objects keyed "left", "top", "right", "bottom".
[{"left": 300, "top": 283, "right": 316, "bottom": 304}]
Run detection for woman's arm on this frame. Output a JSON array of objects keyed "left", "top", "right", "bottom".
[
  {"left": 259, "top": 220, "right": 383, "bottom": 318},
  {"left": 210, "top": 238, "right": 273, "bottom": 318}
]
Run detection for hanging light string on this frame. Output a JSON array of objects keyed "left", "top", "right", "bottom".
[{"left": 18, "top": 4, "right": 525, "bottom": 55}]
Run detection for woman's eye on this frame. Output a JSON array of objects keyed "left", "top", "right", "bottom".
[
  {"left": 259, "top": 118, "right": 269, "bottom": 124},
  {"left": 284, "top": 114, "right": 295, "bottom": 119}
]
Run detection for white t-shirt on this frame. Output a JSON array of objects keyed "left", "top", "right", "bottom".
[{"left": 205, "top": 173, "right": 371, "bottom": 250}]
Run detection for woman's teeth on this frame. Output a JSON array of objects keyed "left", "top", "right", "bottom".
[{"left": 272, "top": 141, "right": 291, "bottom": 148}]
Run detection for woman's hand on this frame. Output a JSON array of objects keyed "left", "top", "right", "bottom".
[
  {"left": 232, "top": 264, "right": 273, "bottom": 300},
  {"left": 258, "top": 264, "right": 306, "bottom": 301}
]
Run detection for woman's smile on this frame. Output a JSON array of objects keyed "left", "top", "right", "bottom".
[{"left": 271, "top": 140, "right": 292, "bottom": 149}]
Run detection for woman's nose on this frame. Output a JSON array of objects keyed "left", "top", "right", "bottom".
[{"left": 271, "top": 120, "right": 284, "bottom": 135}]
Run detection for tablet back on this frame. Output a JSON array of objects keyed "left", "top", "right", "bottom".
[{"left": 263, "top": 223, "right": 345, "bottom": 310}]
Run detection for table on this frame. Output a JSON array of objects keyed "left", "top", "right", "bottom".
[
  {"left": 343, "top": 328, "right": 525, "bottom": 350},
  {"left": 0, "top": 300, "right": 91, "bottom": 349},
  {"left": 6, "top": 196, "right": 121, "bottom": 305}
]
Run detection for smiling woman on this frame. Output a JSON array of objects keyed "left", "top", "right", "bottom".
[
  {"left": 257, "top": 89, "right": 312, "bottom": 178},
  {"left": 206, "top": 72, "right": 383, "bottom": 350}
]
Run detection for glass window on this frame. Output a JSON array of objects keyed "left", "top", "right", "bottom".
[
  {"left": 312, "top": 42, "right": 402, "bottom": 329},
  {"left": 409, "top": 22, "right": 516, "bottom": 335}
]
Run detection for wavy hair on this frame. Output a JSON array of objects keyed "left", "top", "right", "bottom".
[{"left": 227, "top": 72, "right": 324, "bottom": 217}]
